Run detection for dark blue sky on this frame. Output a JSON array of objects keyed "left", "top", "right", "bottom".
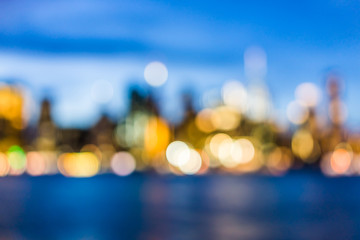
[{"left": 0, "top": 0, "right": 360, "bottom": 127}]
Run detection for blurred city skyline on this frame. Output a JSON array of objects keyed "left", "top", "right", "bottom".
[{"left": 1, "top": 0, "right": 360, "bottom": 127}]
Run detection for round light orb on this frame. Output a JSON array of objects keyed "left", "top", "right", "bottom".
[
  {"left": 111, "top": 152, "right": 136, "bottom": 176},
  {"left": 7, "top": 145, "right": 26, "bottom": 171},
  {"left": 58, "top": 152, "right": 100, "bottom": 177},
  {"left": 286, "top": 100, "right": 309, "bottom": 125},
  {"left": 233, "top": 139, "right": 255, "bottom": 164},
  {"left": 166, "top": 141, "right": 190, "bottom": 167},
  {"left": 179, "top": 149, "right": 202, "bottom": 175},
  {"left": 291, "top": 130, "right": 314, "bottom": 161},
  {"left": 295, "top": 82, "right": 321, "bottom": 107},
  {"left": 222, "top": 80, "right": 247, "bottom": 112},
  {"left": 209, "top": 133, "right": 232, "bottom": 159},
  {"left": 330, "top": 149, "right": 351, "bottom": 175},
  {"left": 27, "top": 152, "right": 46, "bottom": 176},
  {"left": 144, "top": 61, "right": 168, "bottom": 87}
]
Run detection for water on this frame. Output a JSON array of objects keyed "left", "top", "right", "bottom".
[{"left": 0, "top": 173, "right": 359, "bottom": 239}]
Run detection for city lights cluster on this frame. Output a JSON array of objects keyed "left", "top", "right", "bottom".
[{"left": 0, "top": 48, "right": 355, "bottom": 177}]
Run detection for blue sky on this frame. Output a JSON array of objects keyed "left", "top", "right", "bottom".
[{"left": 0, "top": 0, "right": 360, "bottom": 128}]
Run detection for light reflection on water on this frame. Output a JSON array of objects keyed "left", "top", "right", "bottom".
[{"left": 0, "top": 174, "right": 358, "bottom": 239}]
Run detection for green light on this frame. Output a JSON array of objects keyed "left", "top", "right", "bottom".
[{"left": 7, "top": 145, "right": 26, "bottom": 170}]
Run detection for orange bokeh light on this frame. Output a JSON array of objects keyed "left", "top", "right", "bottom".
[{"left": 330, "top": 149, "right": 351, "bottom": 174}]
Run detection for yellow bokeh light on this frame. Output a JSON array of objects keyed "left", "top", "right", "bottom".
[
  {"left": 266, "top": 147, "right": 293, "bottom": 175},
  {"left": 291, "top": 129, "right": 314, "bottom": 161},
  {"left": 218, "top": 140, "right": 235, "bottom": 168},
  {"left": 58, "top": 152, "right": 100, "bottom": 177},
  {"left": 209, "top": 135, "right": 256, "bottom": 169},
  {"left": 211, "top": 106, "right": 241, "bottom": 131},
  {"left": 209, "top": 133, "right": 232, "bottom": 159},
  {"left": 230, "top": 138, "right": 262, "bottom": 173},
  {"left": 232, "top": 139, "right": 255, "bottom": 164},
  {"left": 144, "top": 116, "right": 170, "bottom": 158},
  {"left": 81, "top": 144, "right": 103, "bottom": 161},
  {"left": 195, "top": 108, "right": 216, "bottom": 133},
  {"left": 0, "top": 85, "right": 24, "bottom": 129},
  {"left": 219, "top": 138, "right": 256, "bottom": 168}
]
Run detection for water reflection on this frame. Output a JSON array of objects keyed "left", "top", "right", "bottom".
[{"left": 0, "top": 175, "right": 358, "bottom": 239}]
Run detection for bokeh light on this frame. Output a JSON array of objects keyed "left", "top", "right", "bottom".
[
  {"left": 291, "top": 130, "right": 314, "bottom": 161},
  {"left": 166, "top": 141, "right": 190, "bottom": 167},
  {"left": 266, "top": 147, "right": 293, "bottom": 175},
  {"left": 0, "top": 36, "right": 354, "bottom": 179},
  {"left": 144, "top": 116, "right": 170, "bottom": 158},
  {"left": 211, "top": 106, "right": 241, "bottom": 131},
  {"left": 7, "top": 145, "right": 26, "bottom": 172},
  {"left": 58, "top": 152, "right": 100, "bottom": 177},
  {"left": 246, "top": 85, "right": 271, "bottom": 122},
  {"left": 195, "top": 108, "right": 216, "bottom": 133},
  {"left": 0, "top": 153, "right": 10, "bottom": 176},
  {"left": 209, "top": 133, "right": 232, "bottom": 160},
  {"left": 144, "top": 61, "right": 168, "bottom": 87},
  {"left": 222, "top": 80, "right": 247, "bottom": 112},
  {"left": 27, "top": 152, "right": 46, "bottom": 176},
  {"left": 111, "top": 152, "right": 136, "bottom": 176},
  {"left": 295, "top": 82, "right": 321, "bottom": 107},
  {"left": 178, "top": 149, "right": 202, "bottom": 175},
  {"left": 232, "top": 139, "right": 255, "bottom": 164},
  {"left": 330, "top": 148, "right": 352, "bottom": 175},
  {"left": 286, "top": 100, "right": 309, "bottom": 125}
]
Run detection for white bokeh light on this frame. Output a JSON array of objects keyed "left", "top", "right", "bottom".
[
  {"left": 144, "top": 61, "right": 168, "bottom": 87},
  {"left": 286, "top": 100, "right": 309, "bottom": 125},
  {"left": 166, "top": 141, "right": 190, "bottom": 167},
  {"left": 111, "top": 152, "right": 136, "bottom": 176},
  {"left": 222, "top": 80, "right": 247, "bottom": 112},
  {"left": 179, "top": 149, "right": 202, "bottom": 175},
  {"left": 295, "top": 82, "right": 321, "bottom": 107}
]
